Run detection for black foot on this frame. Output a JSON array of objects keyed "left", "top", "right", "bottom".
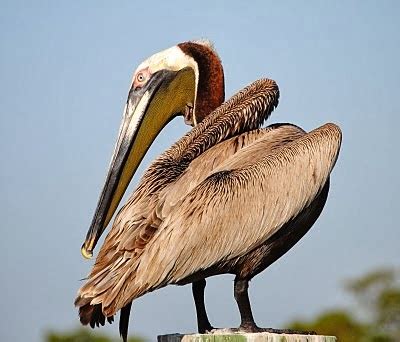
[
  {"left": 232, "top": 324, "right": 316, "bottom": 335},
  {"left": 198, "top": 324, "right": 215, "bottom": 334},
  {"left": 260, "top": 328, "right": 316, "bottom": 335}
]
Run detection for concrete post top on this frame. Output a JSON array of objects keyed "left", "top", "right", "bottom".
[{"left": 158, "top": 330, "right": 336, "bottom": 342}]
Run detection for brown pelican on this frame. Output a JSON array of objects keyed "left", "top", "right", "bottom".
[{"left": 75, "top": 40, "right": 342, "bottom": 341}]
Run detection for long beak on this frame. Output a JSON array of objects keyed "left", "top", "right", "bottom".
[{"left": 81, "top": 68, "right": 195, "bottom": 258}]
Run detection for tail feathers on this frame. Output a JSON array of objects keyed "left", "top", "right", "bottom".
[
  {"left": 76, "top": 298, "right": 132, "bottom": 342},
  {"left": 119, "top": 302, "right": 133, "bottom": 342},
  {"left": 76, "top": 299, "right": 114, "bottom": 329}
]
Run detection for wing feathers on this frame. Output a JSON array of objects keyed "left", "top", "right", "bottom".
[{"left": 133, "top": 123, "right": 341, "bottom": 292}]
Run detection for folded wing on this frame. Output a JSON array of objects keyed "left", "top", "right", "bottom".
[{"left": 129, "top": 123, "right": 342, "bottom": 299}]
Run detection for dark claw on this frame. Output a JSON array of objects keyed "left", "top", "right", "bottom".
[
  {"left": 233, "top": 325, "right": 316, "bottom": 335},
  {"left": 198, "top": 325, "right": 215, "bottom": 334}
]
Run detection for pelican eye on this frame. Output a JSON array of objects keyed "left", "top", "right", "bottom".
[
  {"left": 137, "top": 73, "right": 146, "bottom": 82},
  {"left": 133, "top": 68, "right": 151, "bottom": 90}
]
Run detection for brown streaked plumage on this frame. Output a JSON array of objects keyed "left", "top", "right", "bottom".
[{"left": 75, "top": 40, "right": 342, "bottom": 341}]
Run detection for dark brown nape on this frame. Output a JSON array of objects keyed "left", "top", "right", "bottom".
[{"left": 178, "top": 41, "right": 225, "bottom": 124}]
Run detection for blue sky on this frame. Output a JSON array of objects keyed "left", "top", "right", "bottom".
[{"left": 0, "top": 1, "right": 399, "bottom": 341}]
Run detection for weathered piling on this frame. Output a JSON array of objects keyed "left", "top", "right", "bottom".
[{"left": 158, "top": 331, "right": 336, "bottom": 342}]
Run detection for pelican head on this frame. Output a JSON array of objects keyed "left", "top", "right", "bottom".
[{"left": 81, "top": 41, "right": 224, "bottom": 258}]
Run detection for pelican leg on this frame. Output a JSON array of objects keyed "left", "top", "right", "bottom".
[
  {"left": 192, "top": 279, "right": 214, "bottom": 333},
  {"left": 234, "top": 277, "right": 260, "bottom": 331},
  {"left": 233, "top": 277, "right": 316, "bottom": 334}
]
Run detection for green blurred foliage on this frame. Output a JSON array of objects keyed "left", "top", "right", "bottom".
[
  {"left": 289, "top": 310, "right": 367, "bottom": 341},
  {"left": 45, "top": 328, "right": 145, "bottom": 342},
  {"left": 287, "top": 267, "right": 400, "bottom": 341}
]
